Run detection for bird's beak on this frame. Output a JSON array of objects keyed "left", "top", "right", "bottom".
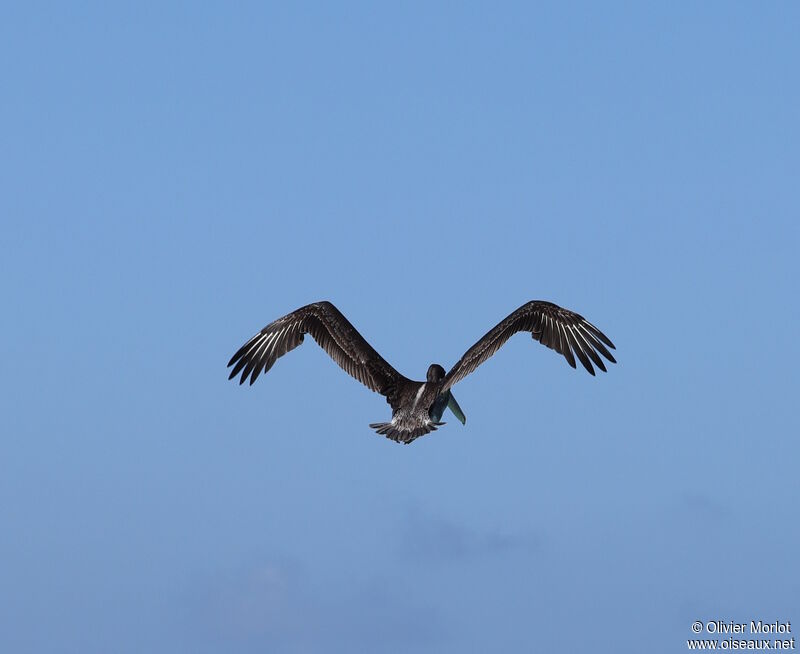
[{"left": 447, "top": 392, "right": 466, "bottom": 425}]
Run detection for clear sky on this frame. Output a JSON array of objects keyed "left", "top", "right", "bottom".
[{"left": 2, "top": 3, "right": 798, "bottom": 653}]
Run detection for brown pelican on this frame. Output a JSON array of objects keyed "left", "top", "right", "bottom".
[{"left": 227, "top": 300, "right": 615, "bottom": 444}]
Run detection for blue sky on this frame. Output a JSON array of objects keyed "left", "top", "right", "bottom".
[{"left": 2, "top": 2, "right": 798, "bottom": 652}]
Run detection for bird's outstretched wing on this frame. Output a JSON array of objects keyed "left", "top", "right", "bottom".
[
  {"left": 227, "top": 301, "right": 408, "bottom": 394},
  {"left": 442, "top": 300, "right": 616, "bottom": 390}
]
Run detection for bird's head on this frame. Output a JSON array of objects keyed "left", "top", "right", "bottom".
[{"left": 426, "top": 363, "right": 446, "bottom": 383}]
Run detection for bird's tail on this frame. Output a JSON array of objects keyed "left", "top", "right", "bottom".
[{"left": 368, "top": 421, "right": 443, "bottom": 445}]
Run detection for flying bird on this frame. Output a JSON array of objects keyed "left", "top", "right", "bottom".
[{"left": 227, "top": 300, "right": 616, "bottom": 444}]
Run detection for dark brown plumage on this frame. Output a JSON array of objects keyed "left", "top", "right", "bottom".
[
  {"left": 227, "top": 300, "right": 616, "bottom": 443},
  {"left": 442, "top": 300, "right": 616, "bottom": 390}
]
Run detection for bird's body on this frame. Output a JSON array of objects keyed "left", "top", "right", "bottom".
[
  {"left": 227, "top": 300, "right": 616, "bottom": 444},
  {"left": 367, "top": 364, "right": 461, "bottom": 444},
  {"left": 369, "top": 382, "right": 442, "bottom": 443}
]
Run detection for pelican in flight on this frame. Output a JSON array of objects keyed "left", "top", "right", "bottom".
[{"left": 227, "top": 300, "right": 615, "bottom": 444}]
